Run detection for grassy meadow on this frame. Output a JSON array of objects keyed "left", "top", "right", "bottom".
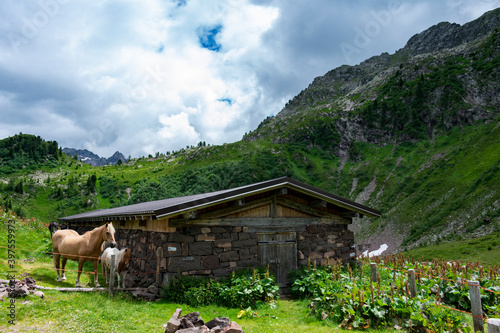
[
  {"left": 2, "top": 211, "right": 494, "bottom": 333},
  {"left": 0, "top": 211, "right": 386, "bottom": 333},
  {"left": 404, "top": 231, "right": 500, "bottom": 266}
]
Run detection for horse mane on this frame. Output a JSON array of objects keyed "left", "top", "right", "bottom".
[
  {"left": 82, "top": 222, "right": 113, "bottom": 236},
  {"left": 100, "top": 241, "right": 112, "bottom": 255}
]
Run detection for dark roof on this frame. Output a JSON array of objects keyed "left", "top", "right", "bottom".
[{"left": 59, "top": 176, "right": 381, "bottom": 222}]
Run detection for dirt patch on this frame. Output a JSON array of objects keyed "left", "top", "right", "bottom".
[
  {"left": 355, "top": 174, "right": 377, "bottom": 205},
  {"left": 417, "top": 153, "right": 445, "bottom": 173},
  {"left": 384, "top": 156, "right": 403, "bottom": 182},
  {"left": 355, "top": 221, "right": 405, "bottom": 256},
  {"left": 349, "top": 178, "right": 358, "bottom": 198}
]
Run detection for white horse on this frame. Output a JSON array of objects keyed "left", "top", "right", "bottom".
[{"left": 100, "top": 247, "right": 131, "bottom": 288}]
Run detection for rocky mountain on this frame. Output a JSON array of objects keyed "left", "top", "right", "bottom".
[
  {"left": 62, "top": 148, "right": 127, "bottom": 166},
  {"left": 244, "top": 8, "right": 500, "bottom": 156},
  {"left": 242, "top": 8, "right": 500, "bottom": 252}
]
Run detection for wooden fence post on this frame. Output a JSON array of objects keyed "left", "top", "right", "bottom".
[
  {"left": 408, "top": 269, "right": 417, "bottom": 298},
  {"left": 488, "top": 318, "right": 500, "bottom": 333},
  {"left": 370, "top": 263, "right": 377, "bottom": 283},
  {"left": 468, "top": 280, "right": 484, "bottom": 333},
  {"left": 156, "top": 247, "right": 163, "bottom": 286},
  {"left": 109, "top": 254, "right": 116, "bottom": 297}
]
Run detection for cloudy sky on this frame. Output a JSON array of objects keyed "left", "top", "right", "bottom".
[{"left": 0, "top": 0, "right": 499, "bottom": 158}]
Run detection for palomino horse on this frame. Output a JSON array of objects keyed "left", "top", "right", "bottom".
[
  {"left": 52, "top": 222, "right": 117, "bottom": 287},
  {"left": 100, "top": 247, "right": 132, "bottom": 288}
]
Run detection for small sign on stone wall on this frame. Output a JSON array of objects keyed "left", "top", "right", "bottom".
[{"left": 168, "top": 246, "right": 177, "bottom": 252}]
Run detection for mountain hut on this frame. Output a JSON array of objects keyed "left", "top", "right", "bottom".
[{"left": 58, "top": 177, "right": 381, "bottom": 287}]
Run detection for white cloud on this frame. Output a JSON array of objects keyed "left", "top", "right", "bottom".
[
  {"left": 0, "top": 0, "right": 499, "bottom": 158},
  {"left": 158, "top": 112, "right": 199, "bottom": 142}
]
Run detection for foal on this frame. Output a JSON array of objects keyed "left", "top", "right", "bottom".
[{"left": 100, "top": 247, "right": 132, "bottom": 288}]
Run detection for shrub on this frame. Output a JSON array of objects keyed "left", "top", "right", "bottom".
[
  {"left": 161, "top": 276, "right": 211, "bottom": 305},
  {"left": 161, "top": 267, "right": 280, "bottom": 308},
  {"left": 287, "top": 257, "right": 494, "bottom": 331},
  {"left": 218, "top": 267, "right": 280, "bottom": 308}
]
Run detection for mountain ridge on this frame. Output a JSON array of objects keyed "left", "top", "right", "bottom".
[
  {"left": 244, "top": 7, "right": 500, "bottom": 159},
  {"left": 402, "top": 8, "right": 500, "bottom": 56},
  {"left": 62, "top": 148, "right": 127, "bottom": 166}
]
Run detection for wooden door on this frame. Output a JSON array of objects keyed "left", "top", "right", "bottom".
[{"left": 257, "top": 232, "right": 297, "bottom": 286}]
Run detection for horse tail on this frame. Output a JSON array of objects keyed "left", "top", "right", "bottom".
[{"left": 48, "top": 221, "right": 59, "bottom": 240}]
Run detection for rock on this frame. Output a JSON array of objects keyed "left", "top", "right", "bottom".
[
  {"left": 22, "top": 277, "right": 37, "bottom": 290},
  {"left": 147, "top": 284, "right": 159, "bottom": 295},
  {"left": 166, "top": 310, "right": 242, "bottom": 333},
  {"left": 181, "top": 312, "right": 200, "bottom": 324},
  {"left": 0, "top": 291, "right": 8, "bottom": 301},
  {"left": 210, "top": 326, "right": 222, "bottom": 333},
  {"left": 172, "top": 308, "right": 183, "bottom": 319},
  {"left": 180, "top": 317, "right": 195, "bottom": 329},
  {"left": 165, "top": 309, "right": 183, "bottom": 333},
  {"left": 8, "top": 284, "right": 29, "bottom": 298},
  {"left": 32, "top": 291, "right": 44, "bottom": 299},
  {"left": 221, "top": 321, "right": 242, "bottom": 333},
  {"left": 177, "top": 327, "right": 208, "bottom": 333},
  {"left": 205, "top": 317, "right": 230, "bottom": 330},
  {"left": 166, "top": 318, "right": 181, "bottom": 333},
  {"left": 194, "top": 318, "right": 205, "bottom": 327},
  {"left": 132, "top": 290, "right": 157, "bottom": 301}
]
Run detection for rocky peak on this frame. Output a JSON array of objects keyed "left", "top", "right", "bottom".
[
  {"left": 107, "top": 151, "right": 127, "bottom": 165},
  {"left": 401, "top": 7, "right": 500, "bottom": 56},
  {"left": 62, "top": 148, "right": 127, "bottom": 166}
]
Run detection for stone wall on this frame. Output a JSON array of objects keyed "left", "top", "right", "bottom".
[
  {"left": 159, "top": 226, "right": 259, "bottom": 286},
  {"left": 297, "top": 224, "right": 355, "bottom": 266},
  {"left": 72, "top": 222, "right": 355, "bottom": 288}
]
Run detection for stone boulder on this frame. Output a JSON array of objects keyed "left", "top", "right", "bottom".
[
  {"left": 0, "top": 277, "right": 44, "bottom": 300},
  {"left": 164, "top": 309, "right": 243, "bottom": 333}
]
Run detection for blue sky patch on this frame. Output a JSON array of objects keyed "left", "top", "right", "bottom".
[
  {"left": 175, "top": 0, "right": 187, "bottom": 7},
  {"left": 197, "top": 25, "right": 222, "bottom": 52},
  {"left": 218, "top": 98, "right": 233, "bottom": 105}
]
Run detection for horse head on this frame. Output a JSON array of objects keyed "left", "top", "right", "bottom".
[
  {"left": 104, "top": 222, "right": 117, "bottom": 248},
  {"left": 123, "top": 248, "right": 132, "bottom": 270}
]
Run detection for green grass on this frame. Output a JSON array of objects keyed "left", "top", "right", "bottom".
[
  {"left": 1, "top": 288, "right": 395, "bottom": 333},
  {"left": 1, "top": 211, "right": 495, "bottom": 332},
  {"left": 403, "top": 231, "right": 500, "bottom": 266},
  {"left": 1, "top": 261, "right": 391, "bottom": 333},
  {"left": 0, "top": 215, "right": 396, "bottom": 333}
]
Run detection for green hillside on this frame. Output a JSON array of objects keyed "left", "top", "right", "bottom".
[{"left": 0, "top": 119, "right": 498, "bottom": 252}]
